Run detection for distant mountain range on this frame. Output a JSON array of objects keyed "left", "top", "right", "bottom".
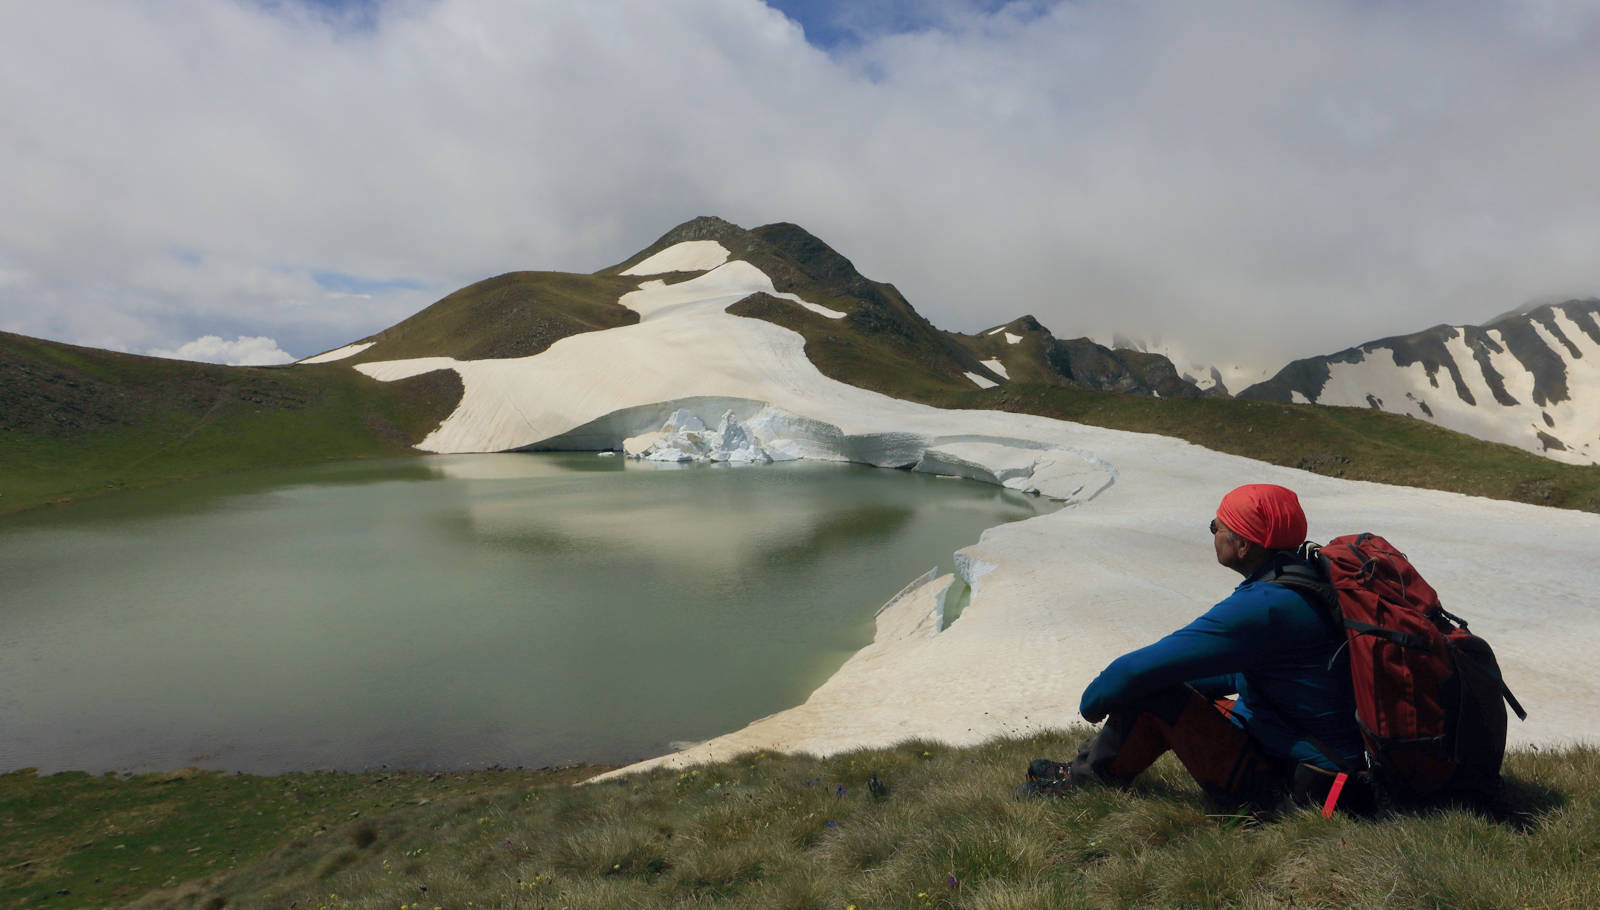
[
  {"left": 1093, "top": 335, "right": 1275, "bottom": 399},
  {"left": 1236, "top": 300, "right": 1600, "bottom": 465}
]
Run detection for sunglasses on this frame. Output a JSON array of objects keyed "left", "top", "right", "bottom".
[{"left": 1209, "top": 518, "right": 1220, "bottom": 535}]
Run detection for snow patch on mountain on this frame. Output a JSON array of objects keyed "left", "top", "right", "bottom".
[
  {"left": 981, "top": 324, "right": 1024, "bottom": 346},
  {"left": 980, "top": 358, "right": 1009, "bottom": 380},
  {"left": 622, "top": 240, "right": 731, "bottom": 275},
  {"left": 798, "top": 300, "right": 846, "bottom": 319},
  {"left": 964, "top": 372, "right": 998, "bottom": 389}
]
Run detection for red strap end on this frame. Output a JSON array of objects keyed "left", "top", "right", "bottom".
[{"left": 1321, "top": 772, "right": 1349, "bottom": 818}]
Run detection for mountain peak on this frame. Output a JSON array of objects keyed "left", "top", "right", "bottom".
[
  {"left": 652, "top": 215, "right": 748, "bottom": 248},
  {"left": 1240, "top": 298, "right": 1600, "bottom": 464},
  {"left": 747, "top": 222, "right": 864, "bottom": 288},
  {"left": 612, "top": 217, "right": 873, "bottom": 294},
  {"left": 1486, "top": 296, "right": 1600, "bottom": 327}
]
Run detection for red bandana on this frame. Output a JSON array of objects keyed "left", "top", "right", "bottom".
[{"left": 1216, "top": 484, "right": 1307, "bottom": 550}]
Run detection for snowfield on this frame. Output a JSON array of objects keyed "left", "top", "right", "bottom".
[
  {"left": 355, "top": 242, "right": 1600, "bottom": 775},
  {"left": 621, "top": 239, "right": 730, "bottom": 275}
]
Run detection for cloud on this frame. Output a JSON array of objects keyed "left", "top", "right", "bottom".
[
  {"left": 3, "top": 0, "right": 1599, "bottom": 372},
  {"left": 148, "top": 335, "right": 295, "bottom": 366}
]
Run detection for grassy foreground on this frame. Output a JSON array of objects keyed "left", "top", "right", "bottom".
[{"left": 5, "top": 734, "right": 1595, "bottom": 909}]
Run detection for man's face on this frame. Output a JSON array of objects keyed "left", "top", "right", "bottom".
[{"left": 1211, "top": 516, "right": 1253, "bottom": 573}]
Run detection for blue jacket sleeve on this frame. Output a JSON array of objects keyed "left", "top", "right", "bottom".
[
  {"left": 1188, "top": 673, "right": 1243, "bottom": 699},
  {"left": 1079, "top": 586, "right": 1275, "bottom": 720}
]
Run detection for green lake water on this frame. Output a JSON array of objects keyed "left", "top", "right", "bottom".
[{"left": 0, "top": 454, "right": 1053, "bottom": 774}]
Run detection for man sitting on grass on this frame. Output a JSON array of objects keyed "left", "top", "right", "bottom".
[{"left": 1026, "top": 484, "right": 1366, "bottom": 813}]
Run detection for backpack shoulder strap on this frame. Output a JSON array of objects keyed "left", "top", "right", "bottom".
[{"left": 1265, "top": 544, "right": 1341, "bottom": 626}]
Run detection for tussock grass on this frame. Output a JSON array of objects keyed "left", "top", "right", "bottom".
[{"left": 9, "top": 735, "right": 1596, "bottom": 909}]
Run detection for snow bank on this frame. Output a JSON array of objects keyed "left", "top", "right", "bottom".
[
  {"left": 798, "top": 300, "right": 846, "bottom": 319},
  {"left": 621, "top": 240, "right": 730, "bottom": 275}
]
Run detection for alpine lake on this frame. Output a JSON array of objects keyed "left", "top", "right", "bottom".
[{"left": 1, "top": 453, "right": 1056, "bottom": 774}]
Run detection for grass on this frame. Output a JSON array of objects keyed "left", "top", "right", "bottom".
[
  {"left": 0, "top": 765, "right": 607, "bottom": 908},
  {"left": 5, "top": 734, "right": 1594, "bottom": 909},
  {"left": 340, "top": 271, "right": 643, "bottom": 364},
  {"left": 0, "top": 331, "right": 460, "bottom": 515},
  {"left": 727, "top": 293, "right": 982, "bottom": 402}
]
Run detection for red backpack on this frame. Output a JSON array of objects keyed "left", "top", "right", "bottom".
[{"left": 1285, "top": 534, "right": 1527, "bottom": 805}]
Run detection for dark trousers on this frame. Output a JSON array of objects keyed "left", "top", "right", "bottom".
[{"left": 1070, "top": 685, "right": 1296, "bottom": 810}]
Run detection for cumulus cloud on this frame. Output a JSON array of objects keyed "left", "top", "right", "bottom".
[
  {"left": 2, "top": 0, "right": 1599, "bottom": 372},
  {"left": 148, "top": 335, "right": 295, "bottom": 366}
]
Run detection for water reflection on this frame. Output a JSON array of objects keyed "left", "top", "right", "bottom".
[{"left": 0, "top": 453, "right": 1055, "bottom": 774}]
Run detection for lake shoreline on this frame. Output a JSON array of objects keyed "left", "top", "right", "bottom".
[{"left": 2, "top": 453, "right": 1051, "bottom": 776}]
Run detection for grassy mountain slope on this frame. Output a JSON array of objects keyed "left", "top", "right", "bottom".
[
  {"left": 6, "top": 736, "right": 1593, "bottom": 909},
  {"left": 0, "top": 331, "right": 460, "bottom": 514},
  {"left": 330, "top": 271, "right": 644, "bottom": 365}
]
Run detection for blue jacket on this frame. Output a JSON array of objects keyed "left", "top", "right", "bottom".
[{"left": 1079, "top": 556, "right": 1363, "bottom": 770}]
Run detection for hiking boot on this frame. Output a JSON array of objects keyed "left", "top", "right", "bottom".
[{"left": 1019, "top": 758, "right": 1075, "bottom": 797}]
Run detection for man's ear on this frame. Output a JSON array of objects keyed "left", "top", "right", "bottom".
[{"left": 1235, "top": 538, "right": 1271, "bottom": 574}]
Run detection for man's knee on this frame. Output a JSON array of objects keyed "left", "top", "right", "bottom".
[
  {"left": 1067, "top": 686, "right": 1211, "bottom": 785},
  {"left": 1119, "top": 685, "right": 1196, "bottom": 726}
]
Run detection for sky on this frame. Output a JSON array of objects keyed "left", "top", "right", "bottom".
[{"left": 2, "top": 1, "right": 1598, "bottom": 370}]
